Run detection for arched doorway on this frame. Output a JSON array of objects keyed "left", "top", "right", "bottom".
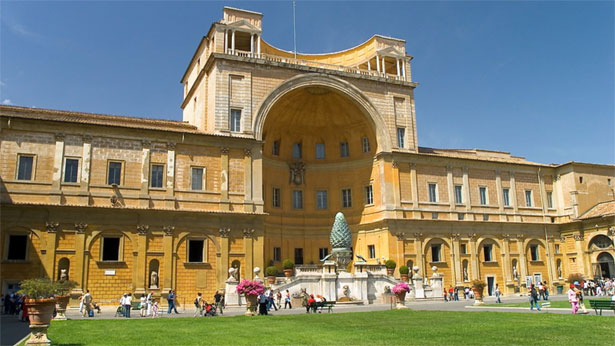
[{"left": 596, "top": 252, "right": 614, "bottom": 279}]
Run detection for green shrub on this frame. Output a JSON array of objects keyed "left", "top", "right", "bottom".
[
  {"left": 472, "top": 279, "right": 487, "bottom": 290},
  {"left": 282, "top": 259, "right": 294, "bottom": 270},
  {"left": 385, "top": 260, "right": 396, "bottom": 269},
  {"left": 399, "top": 265, "right": 409, "bottom": 275},
  {"left": 18, "top": 277, "right": 58, "bottom": 299},
  {"left": 265, "top": 266, "right": 278, "bottom": 276},
  {"left": 56, "top": 280, "right": 78, "bottom": 296}
]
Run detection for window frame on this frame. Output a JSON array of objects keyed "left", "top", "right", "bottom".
[
  {"left": 16, "top": 154, "right": 36, "bottom": 181},
  {"left": 368, "top": 244, "right": 376, "bottom": 259},
  {"left": 525, "top": 190, "right": 533, "bottom": 207},
  {"left": 362, "top": 137, "right": 370, "bottom": 153},
  {"left": 272, "top": 187, "right": 281, "bottom": 208},
  {"left": 316, "top": 190, "right": 328, "bottom": 210},
  {"left": 63, "top": 157, "right": 80, "bottom": 184},
  {"left": 483, "top": 244, "right": 493, "bottom": 262},
  {"left": 454, "top": 185, "right": 463, "bottom": 204},
  {"left": 428, "top": 183, "right": 438, "bottom": 203},
  {"left": 319, "top": 247, "right": 329, "bottom": 261},
  {"left": 187, "top": 238, "right": 208, "bottom": 263},
  {"left": 106, "top": 160, "right": 124, "bottom": 186},
  {"left": 150, "top": 163, "right": 165, "bottom": 189},
  {"left": 272, "top": 140, "right": 280, "bottom": 156},
  {"left": 292, "top": 190, "right": 303, "bottom": 209},
  {"left": 315, "top": 143, "right": 325, "bottom": 159},
  {"left": 5, "top": 233, "right": 28, "bottom": 261},
  {"left": 457, "top": 213, "right": 464, "bottom": 220},
  {"left": 101, "top": 236, "right": 123, "bottom": 262},
  {"left": 273, "top": 247, "right": 281, "bottom": 262},
  {"left": 294, "top": 248, "right": 304, "bottom": 265},
  {"left": 547, "top": 191, "right": 553, "bottom": 209},
  {"left": 340, "top": 141, "right": 350, "bottom": 158},
  {"left": 396, "top": 127, "right": 405, "bottom": 148},
  {"left": 502, "top": 188, "right": 510, "bottom": 207},
  {"left": 479, "top": 186, "right": 488, "bottom": 205},
  {"left": 431, "top": 244, "right": 441, "bottom": 262},
  {"left": 342, "top": 188, "right": 352, "bottom": 208},
  {"left": 460, "top": 243, "right": 467, "bottom": 255},
  {"left": 364, "top": 185, "right": 374, "bottom": 205},
  {"left": 529, "top": 244, "right": 540, "bottom": 261},
  {"left": 292, "top": 142, "right": 302, "bottom": 159},
  {"left": 229, "top": 108, "right": 242, "bottom": 132},
  {"left": 190, "top": 166, "right": 205, "bottom": 191}
]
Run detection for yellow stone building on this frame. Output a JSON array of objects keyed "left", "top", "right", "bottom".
[{"left": 1, "top": 7, "right": 614, "bottom": 303}]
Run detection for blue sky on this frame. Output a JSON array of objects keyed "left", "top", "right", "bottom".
[{"left": 1, "top": 1, "right": 613, "bottom": 165}]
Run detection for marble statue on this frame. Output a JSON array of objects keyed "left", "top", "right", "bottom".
[
  {"left": 513, "top": 265, "right": 519, "bottom": 280},
  {"left": 557, "top": 263, "right": 562, "bottom": 278},
  {"left": 60, "top": 269, "right": 68, "bottom": 281},
  {"left": 228, "top": 267, "right": 237, "bottom": 281},
  {"left": 343, "top": 285, "right": 350, "bottom": 298},
  {"left": 463, "top": 267, "right": 468, "bottom": 282},
  {"left": 150, "top": 270, "right": 158, "bottom": 288}
]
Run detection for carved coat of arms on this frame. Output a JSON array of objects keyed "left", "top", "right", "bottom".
[{"left": 289, "top": 162, "right": 305, "bottom": 185}]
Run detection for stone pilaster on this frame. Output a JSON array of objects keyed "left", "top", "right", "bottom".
[
  {"left": 73, "top": 223, "right": 88, "bottom": 289},
  {"left": 50, "top": 133, "right": 65, "bottom": 203},
  {"left": 517, "top": 234, "right": 528, "bottom": 286},
  {"left": 220, "top": 147, "right": 230, "bottom": 211},
  {"left": 135, "top": 224, "right": 149, "bottom": 294},
  {"left": 243, "top": 148, "right": 253, "bottom": 212},
  {"left": 243, "top": 228, "right": 255, "bottom": 279},
  {"left": 162, "top": 226, "right": 175, "bottom": 291},
  {"left": 165, "top": 143, "right": 176, "bottom": 209},
  {"left": 139, "top": 140, "right": 151, "bottom": 208},
  {"left": 450, "top": 233, "right": 461, "bottom": 286},
  {"left": 79, "top": 135, "right": 92, "bottom": 204},
  {"left": 468, "top": 233, "right": 479, "bottom": 280},
  {"left": 44, "top": 222, "right": 60, "bottom": 279},
  {"left": 218, "top": 228, "right": 230, "bottom": 288},
  {"left": 410, "top": 163, "right": 419, "bottom": 218}
]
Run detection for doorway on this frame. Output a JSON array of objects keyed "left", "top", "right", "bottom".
[
  {"left": 486, "top": 276, "right": 495, "bottom": 296},
  {"left": 597, "top": 252, "right": 615, "bottom": 278},
  {"left": 533, "top": 273, "right": 542, "bottom": 286}
]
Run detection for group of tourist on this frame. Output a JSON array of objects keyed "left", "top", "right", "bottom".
[
  {"left": 580, "top": 278, "right": 615, "bottom": 296},
  {"left": 2, "top": 291, "right": 30, "bottom": 322},
  {"left": 193, "top": 291, "right": 225, "bottom": 317},
  {"left": 257, "top": 289, "right": 286, "bottom": 315},
  {"left": 443, "top": 286, "right": 460, "bottom": 301},
  {"left": 303, "top": 293, "right": 327, "bottom": 313}
]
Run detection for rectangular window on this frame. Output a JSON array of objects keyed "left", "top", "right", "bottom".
[
  {"left": 188, "top": 239, "right": 205, "bottom": 263},
  {"left": 368, "top": 245, "right": 376, "bottom": 259},
  {"left": 17, "top": 155, "right": 34, "bottom": 180},
  {"left": 292, "top": 143, "right": 302, "bottom": 159},
  {"left": 107, "top": 161, "right": 122, "bottom": 185},
  {"left": 63, "top": 158, "right": 79, "bottom": 183},
  {"left": 547, "top": 192, "right": 553, "bottom": 209},
  {"left": 460, "top": 243, "right": 467, "bottom": 255},
  {"left": 272, "top": 187, "right": 281, "bottom": 207},
  {"left": 555, "top": 244, "right": 560, "bottom": 254},
  {"left": 272, "top": 140, "right": 280, "bottom": 156},
  {"left": 7, "top": 235, "right": 27, "bottom": 260},
  {"left": 530, "top": 245, "right": 539, "bottom": 261},
  {"left": 342, "top": 188, "right": 352, "bottom": 208},
  {"left": 293, "top": 190, "right": 303, "bottom": 209},
  {"left": 479, "top": 187, "right": 488, "bottom": 205},
  {"left": 319, "top": 248, "right": 329, "bottom": 260},
  {"left": 428, "top": 183, "right": 437, "bottom": 202},
  {"left": 483, "top": 214, "right": 489, "bottom": 221},
  {"left": 150, "top": 164, "right": 164, "bottom": 188},
  {"left": 273, "top": 247, "right": 281, "bottom": 262},
  {"left": 431, "top": 244, "right": 441, "bottom": 262},
  {"left": 503, "top": 188, "right": 510, "bottom": 207},
  {"left": 483, "top": 245, "right": 493, "bottom": 262},
  {"left": 364, "top": 185, "right": 374, "bottom": 205},
  {"left": 457, "top": 213, "right": 464, "bottom": 220},
  {"left": 525, "top": 190, "right": 533, "bottom": 207},
  {"left": 316, "top": 190, "right": 328, "bottom": 210},
  {"left": 340, "top": 142, "right": 349, "bottom": 157},
  {"left": 315, "top": 143, "right": 325, "bottom": 159},
  {"left": 432, "top": 212, "right": 439, "bottom": 220},
  {"left": 191, "top": 167, "right": 204, "bottom": 190},
  {"left": 455, "top": 185, "right": 463, "bottom": 204},
  {"left": 397, "top": 128, "right": 405, "bottom": 148},
  {"left": 294, "top": 248, "right": 304, "bottom": 265},
  {"left": 230, "top": 109, "right": 241, "bottom": 132},
  {"left": 362, "top": 137, "right": 370, "bottom": 153},
  {"left": 102, "top": 237, "right": 120, "bottom": 261}
]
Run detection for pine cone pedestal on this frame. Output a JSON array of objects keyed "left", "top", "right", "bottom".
[{"left": 332, "top": 248, "right": 352, "bottom": 272}]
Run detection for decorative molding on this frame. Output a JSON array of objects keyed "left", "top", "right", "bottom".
[
  {"left": 560, "top": 235, "right": 566, "bottom": 243},
  {"left": 219, "top": 228, "right": 231, "bottom": 238},
  {"left": 74, "top": 223, "right": 88, "bottom": 234},
  {"left": 468, "top": 233, "right": 478, "bottom": 241},
  {"left": 46, "top": 221, "right": 60, "bottom": 233},
  {"left": 220, "top": 147, "right": 230, "bottom": 155},
  {"left": 167, "top": 142, "right": 176, "bottom": 151},
  {"left": 141, "top": 140, "right": 151, "bottom": 148},
  {"left": 244, "top": 148, "right": 252, "bottom": 157},
  {"left": 392, "top": 161, "right": 399, "bottom": 169},
  {"left": 450, "top": 233, "right": 461, "bottom": 241},
  {"left": 110, "top": 194, "right": 122, "bottom": 207},
  {"left": 55, "top": 133, "right": 65, "bottom": 141},
  {"left": 502, "top": 234, "right": 511, "bottom": 239},
  {"left": 608, "top": 227, "right": 615, "bottom": 237},
  {"left": 243, "top": 228, "right": 255, "bottom": 238},
  {"left": 163, "top": 226, "right": 175, "bottom": 236},
  {"left": 289, "top": 162, "right": 306, "bottom": 185},
  {"left": 573, "top": 234, "right": 584, "bottom": 241},
  {"left": 413, "top": 232, "right": 423, "bottom": 240},
  {"left": 516, "top": 234, "right": 526, "bottom": 240},
  {"left": 395, "top": 232, "right": 405, "bottom": 241},
  {"left": 136, "top": 224, "right": 150, "bottom": 235}
]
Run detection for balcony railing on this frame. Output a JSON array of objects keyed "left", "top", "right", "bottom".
[{"left": 226, "top": 49, "right": 410, "bottom": 82}]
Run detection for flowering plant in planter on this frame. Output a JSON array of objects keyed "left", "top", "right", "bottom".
[
  {"left": 392, "top": 282, "right": 411, "bottom": 294},
  {"left": 236, "top": 280, "right": 265, "bottom": 296}
]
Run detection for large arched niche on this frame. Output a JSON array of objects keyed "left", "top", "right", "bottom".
[{"left": 255, "top": 73, "right": 391, "bottom": 153}]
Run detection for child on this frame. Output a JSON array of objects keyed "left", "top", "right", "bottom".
[{"left": 151, "top": 300, "right": 159, "bottom": 318}]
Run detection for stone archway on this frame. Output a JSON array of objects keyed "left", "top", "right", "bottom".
[{"left": 596, "top": 252, "right": 614, "bottom": 279}]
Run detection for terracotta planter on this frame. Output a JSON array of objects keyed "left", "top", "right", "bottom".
[
  {"left": 386, "top": 268, "right": 395, "bottom": 276},
  {"left": 395, "top": 291, "right": 408, "bottom": 309},
  {"left": 245, "top": 294, "right": 258, "bottom": 316},
  {"left": 267, "top": 276, "right": 276, "bottom": 284},
  {"left": 55, "top": 295, "right": 70, "bottom": 320},
  {"left": 472, "top": 288, "right": 484, "bottom": 306},
  {"left": 283, "top": 269, "right": 293, "bottom": 278},
  {"left": 400, "top": 274, "right": 409, "bottom": 282},
  {"left": 26, "top": 298, "right": 56, "bottom": 325}
]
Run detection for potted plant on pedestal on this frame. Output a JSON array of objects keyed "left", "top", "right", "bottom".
[
  {"left": 19, "top": 277, "right": 59, "bottom": 345},
  {"left": 54, "top": 280, "right": 78, "bottom": 320},
  {"left": 282, "top": 259, "right": 294, "bottom": 278},
  {"left": 385, "top": 260, "right": 397, "bottom": 276},
  {"left": 236, "top": 280, "right": 265, "bottom": 316},
  {"left": 399, "top": 265, "right": 410, "bottom": 282},
  {"left": 471, "top": 279, "right": 487, "bottom": 306},
  {"left": 265, "top": 266, "right": 278, "bottom": 284},
  {"left": 392, "top": 282, "right": 411, "bottom": 309}
]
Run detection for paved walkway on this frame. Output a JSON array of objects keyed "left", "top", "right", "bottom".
[{"left": 0, "top": 315, "right": 30, "bottom": 346}]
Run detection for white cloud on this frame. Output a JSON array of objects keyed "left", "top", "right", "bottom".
[{"left": 2, "top": 99, "right": 13, "bottom": 105}]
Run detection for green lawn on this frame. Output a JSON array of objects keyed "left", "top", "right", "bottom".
[
  {"left": 43, "top": 309, "right": 614, "bottom": 346},
  {"left": 485, "top": 298, "right": 611, "bottom": 309}
]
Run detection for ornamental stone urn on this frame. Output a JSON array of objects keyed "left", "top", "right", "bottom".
[{"left": 330, "top": 212, "right": 353, "bottom": 272}]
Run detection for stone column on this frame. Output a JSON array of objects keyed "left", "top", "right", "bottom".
[
  {"left": 44, "top": 222, "right": 60, "bottom": 279},
  {"left": 381, "top": 56, "right": 386, "bottom": 74},
  {"left": 573, "top": 234, "right": 588, "bottom": 276},
  {"left": 446, "top": 165, "right": 455, "bottom": 218},
  {"left": 162, "top": 226, "right": 175, "bottom": 291},
  {"left": 224, "top": 29, "right": 228, "bottom": 54},
  {"left": 538, "top": 172, "right": 548, "bottom": 222},
  {"left": 73, "top": 223, "right": 88, "bottom": 289},
  {"left": 251, "top": 146, "right": 264, "bottom": 213},
  {"left": 451, "top": 233, "right": 461, "bottom": 286},
  {"left": 517, "top": 235, "right": 528, "bottom": 286},
  {"left": 218, "top": 228, "right": 230, "bottom": 289},
  {"left": 220, "top": 147, "right": 230, "bottom": 211},
  {"left": 231, "top": 30, "right": 235, "bottom": 53},
  {"left": 79, "top": 135, "right": 92, "bottom": 204},
  {"left": 243, "top": 149, "right": 253, "bottom": 212},
  {"left": 250, "top": 34, "right": 254, "bottom": 55},
  {"left": 414, "top": 233, "right": 425, "bottom": 279},
  {"left": 243, "top": 229, "right": 255, "bottom": 279},
  {"left": 410, "top": 163, "right": 420, "bottom": 218},
  {"left": 50, "top": 133, "right": 65, "bottom": 203},
  {"left": 462, "top": 167, "right": 471, "bottom": 214},
  {"left": 495, "top": 169, "right": 505, "bottom": 221},
  {"left": 392, "top": 161, "right": 401, "bottom": 209},
  {"left": 396, "top": 58, "right": 400, "bottom": 76},
  {"left": 139, "top": 140, "right": 151, "bottom": 208},
  {"left": 502, "top": 234, "right": 512, "bottom": 283},
  {"left": 257, "top": 34, "right": 261, "bottom": 55},
  {"left": 469, "top": 234, "right": 479, "bottom": 280},
  {"left": 376, "top": 54, "right": 381, "bottom": 72},
  {"left": 395, "top": 232, "right": 405, "bottom": 273},
  {"left": 546, "top": 236, "right": 557, "bottom": 286},
  {"left": 165, "top": 142, "right": 176, "bottom": 209},
  {"left": 510, "top": 172, "right": 520, "bottom": 222},
  {"left": 135, "top": 225, "right": 149, "bottom": 295}
]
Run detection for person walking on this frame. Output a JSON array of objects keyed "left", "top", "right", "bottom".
[
  {"left": 529, "top": 284, "right": 541, "bottom": 311},
  {"left": 194, "top": 293, "right": 203, "bottom": 317},
  {"left": 167, "top": 290, "right": 179, "bottom": 314},
  {"left": 543, "top": 281, "right": 549, "bottom": 300},
  {"left": 82, "top": 290, "right": 93, "bottom": 317},
  {"left": 214, "top": 291, "right": 224, "bottom": 315},
  {"left": 443, "top": 288, "right": 448, "bottom": 302},
  {"left": 146, "top": 290, "right": 153, "bottom": 317},
  {"left": 140, "top": 294, "right": 147, "bottom": 317},
  {"left": 276, "top": 290, "right": 282, "bottom": 308},
  {"left": 495, "top": 284, "right": 502, "bottom": 304},
  {"left": 268, "top": 290, "right": 278, "bottom": 311},
  {"left": 258, "top": 292, "right": 268, "bottom": 315},
  {"left": 454, "top": 287, "right": 459, "bottom": 301},
  {"left": 124, "top": 293, "right": 132, "bottom": 318},
  {"left": 568, "top": 284, "right": 579, "bottom": 314},
  {"left": 284, "top": 290, "right": 292, "bottom": 309}
]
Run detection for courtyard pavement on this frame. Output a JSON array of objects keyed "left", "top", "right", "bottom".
[{"left": 3, "top": 294, "right": 608, "bottom": 345}]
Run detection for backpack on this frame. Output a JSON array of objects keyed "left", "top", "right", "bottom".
[
  {"left": 194, "top": 298, "right": 199, "bottom": 307},
  {"left": 88, "top": 309, "right": 94, "bottom": 317}
]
